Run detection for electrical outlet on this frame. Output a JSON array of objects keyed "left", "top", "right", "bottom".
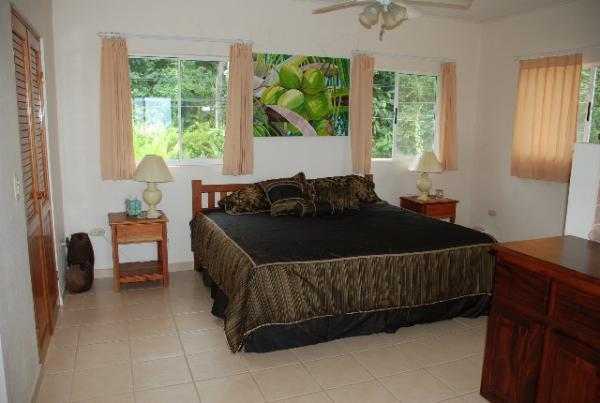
[{"left": 89, "top": 227, "right": 105, "bottom": 237}]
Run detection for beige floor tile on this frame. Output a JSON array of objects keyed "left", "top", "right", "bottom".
[
  {"left": 132, "top": 356, "right": 192, "bottom": 390},
  {"left": 326, "top": 380, "right": 397, "bottom": 403},
  {"left": 70, "top": 363, "right": 132, "bottom": 401},
  {"left": 76, "top": 340, "right": 130, "bottom": 369},
  {"left": 275, "top": 392, "right": 332, "bottom": 403},
  {"left": 292, "top": 341, "right": 346, "bottom": 362},
  {"left": 337, "top": 334, "right": 390, "bottom": 353},
  {"left": 89, "top": 278, "right": 115, "bottom": 294},
  {"left": 179, "top": 329, "right": 230, "bottom": 354},
  {"left": 471, "top": 326, "right": 487, "bottom": 337},
  {"left": 253, "top": 363, "right": 321, "bottom": 401},
  {"left": 122, "top": 289, "right": 169, "bottom": 306},
  {"left": 188, "top": 350, "right": 247, "bottom": 381},
  {"left": 396, "top": 336, "right": 470, "bottom": 367},
  {"left": 169, "top": 297, "right": 212, "bottom": 314},
  {"left": 73, "top": 394, "right": 134, "bottom": 403},
  {"left": 304, "top": 355, "right": 373, "bottom": 389},
  {"left": 170, "top": 271, "right": 202, "bottom": 287},
  {"left": 35, "top": 372, "right": 71, "bottom": 403},
  {"left": 353, "top": 345, "right": 420, "bottom": 378},
  {"left": 79, "top": 306, "right": 129, "bottom": 325},
  {"left": 126, "top": 301, "right": 171, "bottom": 320},
  {"left": 174, "top": 312, "right": 222, "bottom": 332},
  {"left": 56, "top": 309, "right": 83, "bottom": 327},
  {"left": 166, "top": 285, "right": 208, "bottom": 300},
  {"left": 462, "top": 391, "right": 488, "bottom": 403},
  {"left": 196, "top": 373, "right": 265, "bottom": 403},
  {"left": 79, "top": 322, "right": 128, "bottom": 345},
  {"left": 427, "top": 358, "right": 481, "bottom": 395},
  {"left": 242, "top": 348, "right": 299, "bottom": 371},
  {"left": 440, "top": 398, "right": 468, "bottom": 403},
  {"left": 453, "top": 316, "right": 488, "bottom": 329},
  {"left": 419, "top": 320, "right": 469, "bottom": 335},
  {"left": 128, "top": 316, "right": 176, "bottom": 338},
  {"left": 49, "top": 326, "right": 79, "bottom": 349},
  {"left": 382, "top": 325, "right": 429, "bottom": 345},
  {"left": 43, "top": 346, "right": 76, "bottom": 374},
  {"left": 379, "top": 369, "right": 455, "bottom": 403},
  {"left": 78, "top": 291, "right": 125, "bottom": 309},
  {"left": 130, "top": 334, "right": 183, "bottom": 362},
  {"left": 62, "top": 293, "right": 87, "bottom": 310},
  {"left": 434, "top": 329, "right": 486, "bottom": 358},
  {"left": 134, "top": 383, "right": 200, "bottom": 403}
]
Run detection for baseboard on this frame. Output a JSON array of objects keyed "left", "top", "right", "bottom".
[{"left": 94, "top": 261, "right": 194, "bottom": 279}]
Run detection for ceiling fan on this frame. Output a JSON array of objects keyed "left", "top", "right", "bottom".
[{"left": 312, "top": 0, "right": 473, "bottom": 40}]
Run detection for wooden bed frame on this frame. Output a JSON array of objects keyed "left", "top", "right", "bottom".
[{"left": 191, "top": 174, "right": 374, "bottom": 270}]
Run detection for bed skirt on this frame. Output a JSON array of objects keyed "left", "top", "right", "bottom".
[{"left": 201, "top": 269, "right": 490, "bottom": 352}]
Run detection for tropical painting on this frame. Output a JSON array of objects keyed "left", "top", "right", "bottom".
[{"left": 253, "top": 53, "right": 350, "bottom": 137}]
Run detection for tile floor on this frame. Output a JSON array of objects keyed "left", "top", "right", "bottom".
[{"left": 37, "top": 271, "right": 489, "bottom": 403}]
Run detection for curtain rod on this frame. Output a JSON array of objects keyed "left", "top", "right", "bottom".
[
  {"left": 97, "top": 31, "right": 252, "bottom": 45},
  {"left": 514, "top": 44, "right": 600, "bottom": 61},
  {"left": 352, "top": 49, "right": 455, "bottom": 63}
]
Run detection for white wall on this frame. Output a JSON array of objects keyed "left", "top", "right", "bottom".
[
  {"left": 0, "top": 0, "right": 42, "bottom": 401},
  {"left": 470, "top": 0, "right": 600, "bottom": 241},
  {"left": 52, "top": 0, "right": 483, "bottom": 270}
]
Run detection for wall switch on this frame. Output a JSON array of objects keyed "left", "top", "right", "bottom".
[
  {"left": 488, "top": 209, "right": 497, "bottom": 217},
  {"left": 89, "top": 228, "right": 105, "bottom": 237},
  {"left": 13, "top": 174, "right": 21, "bottom": 201}
]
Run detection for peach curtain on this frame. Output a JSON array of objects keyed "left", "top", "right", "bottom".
[
  {"left": 439, "top": 62, "right": 458, "bottom": 171},
  {"left": 100, "top": 38, "right": 136, "bottom": 180},
  {"left": 222, "top": 43, "right": 254, "bottom": 175},
  {"left": 511, "top": 54, "right": 582, "bottom": 183},
  {"left": 350, "top": 54, "right": 375, "bottom": 174}
]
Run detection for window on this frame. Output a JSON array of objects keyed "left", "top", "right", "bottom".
[
  {"left": 372, "top": 71, "right": 438, "bottom": 158},
  {"left": 129, "top": 56, "right": 228, "bottom": 163},
  {"left": 577, "top": 64, "right": 600, "bottom": 144}
]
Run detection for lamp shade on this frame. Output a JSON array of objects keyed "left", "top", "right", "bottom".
[
  {"left": 132, "top": 155, "right": 174, "bottom": 183},
  {"left": 409, "top": 151, "right": 443, "bottom": 173}
]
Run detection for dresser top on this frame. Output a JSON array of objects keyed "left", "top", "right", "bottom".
[{"left": 493, "top": 236, "right": 600, "bottom": 280}]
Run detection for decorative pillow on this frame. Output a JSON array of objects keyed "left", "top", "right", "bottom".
[
  {"left": 307, "top": 175, "right": 381, "bottom": 204},
  {"left": 260, "top": 180, "right": 304, "bottom": 204},
  {"left": 270, "top": 197, "right": 343, "bottom": 217},
  {"left": 310, "top": 178, "right": 360, "bottom": 210},
  {"left": 258, "top": 172, "right": 308, "bottom": 197},
  {"left": 270, "top": 198, "right": 305, "bottom": 216},
  {"left": 221, "top": 184, "right": 270, "bottom": 215}
]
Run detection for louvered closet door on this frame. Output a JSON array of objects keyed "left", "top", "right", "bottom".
[{"left": 11, "top": 10, "right": 58, "bottom": 361}]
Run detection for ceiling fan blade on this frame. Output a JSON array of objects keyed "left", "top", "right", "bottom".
[
  {"left": 313, "top": 1, "right": 374, "bottom": 15},
  {"left": 398, "top": 0, "right": 472, "bottom": 9}
]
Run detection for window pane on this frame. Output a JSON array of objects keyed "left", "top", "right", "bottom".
[
  {"left": 577, "top": 68, "right": 591, "bottom": 142},
  {"left": 130, "top": 58, "right": 180, "bottom": 160},
  {"left": 372, "top": 71, "right": 395, "bottom": 158},
  {"left": 181, "top": 60, "right": 228, "bottom": 159},
  {"left": 591, "top": 67, "right": 600, "bottom": 144},
  {"left": 396, "top": 74, "right": 436, "bottom": 156}
]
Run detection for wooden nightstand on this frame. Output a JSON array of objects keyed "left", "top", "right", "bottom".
[
  {"left": 400, "top": 196, "right": 459, "bottom": 223},
  {"left": 108, "top": 212, "right": 169, "bottom": 291}
]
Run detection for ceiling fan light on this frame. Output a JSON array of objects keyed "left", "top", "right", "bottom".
[
  {"left": 382, "top": 4, "right": 407, "bottom": 29},
  {"left": 359, "top": 11, "right": 376, "bottom": 28}
]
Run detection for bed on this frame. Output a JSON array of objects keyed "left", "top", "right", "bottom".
[{"left": 190, "top": 176, "right": 495, "bottom": 352}]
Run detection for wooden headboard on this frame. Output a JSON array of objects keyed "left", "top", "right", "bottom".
[{"left": 191, "top": 173, "right": 374, "bottom": 217}]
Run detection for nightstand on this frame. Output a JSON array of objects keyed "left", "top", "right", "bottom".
[
  {"left": 108, "top": 212, "right": 169, "bottom": 291},
  {"left": 400, "top": 196, "right": 459, "bottom": 223}
]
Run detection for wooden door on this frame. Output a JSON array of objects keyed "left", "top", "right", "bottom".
[
  {"left": 537, "top": 332, "right": 600, "bottom": 403},
  {"left": 481, "top": 309, "right": 545, "bottom": 403},
  {"left": 11, "top": 10, "right": 58, "bottom": 362}
]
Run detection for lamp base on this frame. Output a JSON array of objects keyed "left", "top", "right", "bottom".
[
  {"left": 145, "top": 211, "right": 161, "bottom": 219},
  {"left": 416, "top": 172, "right": 432, "bottom": 201},
  {"left": 142, "top": 182, "right": 163, "bottom": 219}
]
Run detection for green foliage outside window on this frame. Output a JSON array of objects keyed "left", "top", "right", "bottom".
[
  {"left": 577, "top": 67, "right": 600, "bottom": 144},
  {"left": 372, "top": 70, "right": 437, "bottom": 158}
]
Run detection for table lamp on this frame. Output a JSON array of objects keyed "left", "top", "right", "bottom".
[
  {"left": 132, "top": 155, "right": 174, "bottom": 218},
  {"left": 409, "top": 151, "right": 443, "bottom": 201}
]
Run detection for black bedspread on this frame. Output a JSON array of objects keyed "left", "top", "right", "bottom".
[{"left": 203, "top": 202, "right": 494, "bottom": 264}]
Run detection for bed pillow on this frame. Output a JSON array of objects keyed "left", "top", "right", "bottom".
[
  {"left": 259, "top": 180, "right": 304, "bottom": 204},
  {"left": 221, "top": 184, "right": 270, "bottom": 215},
  {"left": 309, "top": 178, "right": 361, "bottom": 210},
  {"left": 270, "top": 197, "right": 343, "bottom": 217},
  {"left": 307, "top": 175, "right": 381, "bottom": 204}
]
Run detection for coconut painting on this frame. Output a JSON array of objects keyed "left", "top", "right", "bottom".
[{"left": 253, "top": 53, "right": 350, "bottom": 137}]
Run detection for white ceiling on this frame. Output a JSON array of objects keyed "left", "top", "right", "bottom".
[{"left": 299, "top": 0, "right": 576, "bottom": 22}]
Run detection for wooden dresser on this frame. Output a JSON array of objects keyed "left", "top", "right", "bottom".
[{"left": 481, "top": 236, "right": 600, "bottom": 403}]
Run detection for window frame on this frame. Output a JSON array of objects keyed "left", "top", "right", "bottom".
[
  {"left": 579, "top": 62, "right": 599, "bottom": 144},
  {"left": 371, "top": 68, "right": 440, "bottom": 161},
  {"left": 129, "top": 53, "right": 229, "bottom": 166}
]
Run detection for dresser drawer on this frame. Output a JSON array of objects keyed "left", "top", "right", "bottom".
[
  {"left": 424, "top": 203, "right": 455, "bottom": 217},
  {"left": 493, "top": 263, "right": 551, "bottom": 316},
  {"left": 555, "top": 284, "right": 600, "bottom": 347},
  {"left": 116, "top": 223, "right": 163, "bottom": 244}
]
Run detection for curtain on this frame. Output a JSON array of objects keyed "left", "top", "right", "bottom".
[
  {"left": 511, "top": 54, "right": 582, "bottom": 183},
  {"left": 439, "top": 62, "right": 458, "bottom": 171},
  {"left": 222, "top": 43, "right": 254, "bottom": 175},
  {"left": 100, "top": 38, "right": 135, "bottom": 180},
  {"left": 350, "top": 54, "right": 375, "bottom": 175}
]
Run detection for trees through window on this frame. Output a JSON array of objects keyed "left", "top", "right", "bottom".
[{"left": 577, "top": 65, "right": 600, "bottom": 144}]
